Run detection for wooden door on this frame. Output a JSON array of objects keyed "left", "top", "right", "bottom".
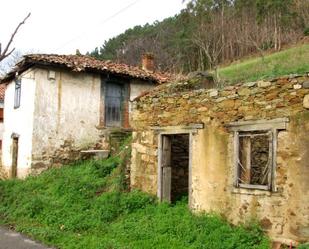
[
  {"left": 161, "top": 135, "right": 172, "bottom": 203},
  {"left": 11, "top": 138, "right": 18, "bottom": 178}
]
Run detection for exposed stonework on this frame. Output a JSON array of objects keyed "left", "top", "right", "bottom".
[
  {"left": 303, "top": 94, "right": 309, "bottom": 109},
  {"left": 131, "top": 74, "right": 309, "bottom": 245}
]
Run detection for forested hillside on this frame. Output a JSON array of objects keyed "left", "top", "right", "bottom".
[{"left": 88, "top": 0, "right": 309, "bottom": 74}]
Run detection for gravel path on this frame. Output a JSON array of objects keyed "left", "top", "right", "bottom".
[{"left": 0, "top": 226, "right": 54, "bottom": 249}]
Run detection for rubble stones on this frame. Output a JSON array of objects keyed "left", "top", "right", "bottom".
[
  {"left": 303, "top": 81, "right": 309, "bottom": 89},
  {"left": 209, "top": 89, "right": 218, "bottom": 97},
  {"left": 257, "top": 81, "right": 272, "bottom": 88}
]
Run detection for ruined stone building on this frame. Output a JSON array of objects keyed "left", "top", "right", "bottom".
[
  {"left": 0, "top": 54, "right": 168, "bottom": 178},
  {"left": 131, "top": 75, "right": 309, "bottom": 245}
]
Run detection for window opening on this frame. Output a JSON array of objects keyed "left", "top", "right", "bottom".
[
  {"left": 14, "top": 79, "right": 21, "bottom": 108},
  {"left": 237, "top": 130, "right": 272, "bottom": 188}
]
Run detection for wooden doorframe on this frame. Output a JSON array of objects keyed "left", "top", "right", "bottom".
[
  {"left": 155, "top": 124, "right": 203, "bottom": 207},
  {"left": 11, "top": 135, "right": 19, "bottom": 178}
]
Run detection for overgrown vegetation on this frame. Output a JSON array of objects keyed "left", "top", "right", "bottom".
[
  {"left": 0, "top": 138, "right": 270, "bottom": 249},
  {"left": 217, "top": 43, "right": 309, "bottom": 84}
]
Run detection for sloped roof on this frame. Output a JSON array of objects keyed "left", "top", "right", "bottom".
[{"left": 0, "top": 54, "right": 171, "bottom": 84}]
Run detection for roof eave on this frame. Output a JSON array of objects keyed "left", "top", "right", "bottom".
[{"left": 0, "top": 58, "right": 162, "bottom": 84}]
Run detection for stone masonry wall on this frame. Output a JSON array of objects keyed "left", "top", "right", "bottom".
[{"left": 131, "top": 74, "right": 309, "bottom": 245}]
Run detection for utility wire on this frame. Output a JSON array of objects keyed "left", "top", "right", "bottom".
[{"left": 55, "top": 0, "right": 141, "bottom": 52}]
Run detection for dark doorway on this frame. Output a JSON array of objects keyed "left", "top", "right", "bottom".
[
  {"left": 11, "top": 137, "right": 19, "bottom": 178},
  {"left": 161, "top": 134, "right": 190, "bottom": 203}
]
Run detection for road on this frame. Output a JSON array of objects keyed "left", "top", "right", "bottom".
[{"left": 0, "top": 226, "right": 54, "bottom": 249}]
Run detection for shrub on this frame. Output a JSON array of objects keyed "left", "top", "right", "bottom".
[{"left": 92, "top": 157, "right": 120, "bottom": 178}]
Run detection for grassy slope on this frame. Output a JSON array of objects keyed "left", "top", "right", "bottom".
[
  {"left": 0, "top": 146, "right": 270, "bottom": 249},
  {"left": 218, "top": 43, "right": 309, "bottom": 84}
]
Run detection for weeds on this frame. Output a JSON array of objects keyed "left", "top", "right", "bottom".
[{"left": 0, "top": 140, "right": 270, "bottom": 249}]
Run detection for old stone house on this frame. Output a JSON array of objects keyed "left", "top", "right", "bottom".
[
  {"left": 131, "top": 75, "right": 309, "bottom": 245},
  {"left": 0, "top": 53, "right": 168, "bottom": 178}
]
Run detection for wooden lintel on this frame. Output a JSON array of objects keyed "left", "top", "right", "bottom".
[
  {"left": 227, "top": 118, "right": 289, "bottom": 131},
  {"left": 151, "top": 123, "right": 204, "bottom": 132}
]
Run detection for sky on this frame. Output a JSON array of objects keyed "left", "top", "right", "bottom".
[{"left": 0, "top": 0, "right": 185, "bottom": 55}]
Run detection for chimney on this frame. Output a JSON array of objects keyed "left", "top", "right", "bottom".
[{"left": 142, "top": 53, "right": 155, "bottom": 72}]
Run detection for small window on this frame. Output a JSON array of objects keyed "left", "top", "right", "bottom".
[
  {"left": 237, "top": 130, "right": 272, "bottom": 190},
  {"left": 14, "top": 79, "right": 21, "bottom": 109},
  {"left": 228, "top": 118, "right": 289, "bottom": 191}
]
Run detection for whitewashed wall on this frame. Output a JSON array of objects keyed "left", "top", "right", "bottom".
[
  {"left": 129, "top": 79, "right": 155, "bottom": 114},
  {"left": 2, "top": 71, "right": 36, "bottom": 178},
  {"left": 2, "top": 66, "right": 157, "bottom": 177},
  {"left": 31, "top": 68, "right": 102, "bottom": 169}
]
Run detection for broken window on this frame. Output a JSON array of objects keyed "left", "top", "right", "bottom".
[
  {"left": 228, "top": 118, "right": 289, "bottom": 191},
  {"left": 14, "top": 79, "right": 21, "bottom": 108},
  {"left": 237, "top": 131, "right": 272, "bottom": 189}
]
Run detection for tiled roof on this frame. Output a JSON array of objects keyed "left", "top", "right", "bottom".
[
  {"left": 0, "top": 84, "right": 5, "bottom": 102},
  {"left": 0, "top": 54, "right": 171, "bottom": 84}
]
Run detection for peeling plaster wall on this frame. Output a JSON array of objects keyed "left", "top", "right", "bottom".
[
  {"left": 1, "top": 66, "right": 157, "bottom": 177},
  {"left": 129, "top": 79, "right": 155, "bottom": 115},
  {"left": 30, "top": 68, "right": 157, "bottom": 173},
  {"left": 2, "top": 71, "right": 36, "bottom": 178},
  {"left": 131, "top": 75, "right": 309, "bottom": 244},
  {"left": 130, "top": 79, "right": 155, "bottom": 101},
  {"left": 31, "top": 68, "right": 102, "bottom": 172}
]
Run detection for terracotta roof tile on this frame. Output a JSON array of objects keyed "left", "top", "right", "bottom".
[
  {"left": 1, "top": 54, "right": 171, "bottom": 84},
  {"left": 0, "top": 84, "right": 5, "bottom": 102}
]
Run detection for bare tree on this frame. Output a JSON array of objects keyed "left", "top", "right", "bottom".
[
  {"left": 0, "top": 50, "right": 24, "bottom": 76},
  {"left": 0, "top": 13, "right": 31, "bottom": 62}
]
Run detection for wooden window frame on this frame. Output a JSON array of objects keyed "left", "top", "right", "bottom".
[
  {"left": 14, "top": 79, "right": 21, "bottom": 109},
  {"left": 235, "top": 130, "right": 273, "bottom": 190},
  {"left": 227, "top": 118, "right": 288, "bottom": 192}
]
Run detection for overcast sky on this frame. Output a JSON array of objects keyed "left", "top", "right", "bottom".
[{"left": 1, "top": 0, "right": 185, "bottom": 55}]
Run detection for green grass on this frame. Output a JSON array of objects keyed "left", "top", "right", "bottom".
[
  {"left": 0, "top": 144, "right": 270, "bottom": 249},
  {"left": 218, "top": 43, "right": 309, "bottom": 84}
]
